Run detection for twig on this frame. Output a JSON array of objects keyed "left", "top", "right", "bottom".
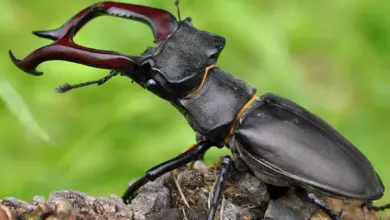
[{"left": 172, "top": 172, "right": 190, "bottom": 208}]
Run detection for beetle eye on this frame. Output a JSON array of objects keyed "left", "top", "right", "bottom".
[
  {"left": 144, "top": 78, "right": 167, "bottom": 98},
  {"left": 184, "top": 17, "right": 192, "bottom": 26},
  {"left": 146, "top": 79, "right": 157, "bottom": 87}
]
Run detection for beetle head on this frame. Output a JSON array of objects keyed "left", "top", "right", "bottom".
[
  {"left": 126, "top": 18, "right": 226, "bottom": 99},
  {"left": 9, "top": 2, "right": 225, "bottom": 100}
]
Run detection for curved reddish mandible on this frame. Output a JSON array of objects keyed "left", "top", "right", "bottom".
[{"left": 9, "top": 1, "right": 178, "bottom": 76}]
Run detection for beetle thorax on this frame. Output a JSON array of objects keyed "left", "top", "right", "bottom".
[{"left": 174, "top": 67, "right": 256, "bottom": 144}]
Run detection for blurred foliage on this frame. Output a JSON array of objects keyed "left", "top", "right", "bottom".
[{"left": 1, "top": 0, "right": 389, "bottom": 210}]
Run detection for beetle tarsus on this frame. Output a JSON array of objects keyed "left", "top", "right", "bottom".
[
  {"left": 55, "top": 83, "right": 73, "bottom": 93},
  {"left": 364, "top": 201, "right": 390, "bottom": 212},
  {"left": 307, "top": 193, "right": 341, "bottom": 220},
  {"left": 55, "top": 70, "right": 120, "bottom": 93},
  {"left": 122, "top": 176, "right": 148, "bottom": 204},
  {"left": 207, "top": 156, "right": 232, "bottom": 220},
  {"left": 121, "top": 140, "right": 214, "bottom": 204}
]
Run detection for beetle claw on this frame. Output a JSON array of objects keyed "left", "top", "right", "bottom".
[{"left": 8, "top": 50, "right": 43, "bottom": 76}]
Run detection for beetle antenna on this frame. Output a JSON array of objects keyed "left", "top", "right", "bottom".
[
  {"left": 175, "top": 0, "right": 181, "bottom": 21},
  {"left": 55, "top": 70, "right": 120, "bottom": 93}
]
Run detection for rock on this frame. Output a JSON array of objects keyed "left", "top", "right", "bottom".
[
  {"left": 129, "top": 181, "right": 171, "bottom": 216},
  {"left": 0, "top": 160, "right": 386, "bottom": 220}
]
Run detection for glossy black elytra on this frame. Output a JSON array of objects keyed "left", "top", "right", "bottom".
[{"left": 9, "top": 1, "right": 390, "bottom": 220}]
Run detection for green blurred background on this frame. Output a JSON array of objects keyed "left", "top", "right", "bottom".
[{"left": 1, "top": 0, "right": 389, "bottom": 208}]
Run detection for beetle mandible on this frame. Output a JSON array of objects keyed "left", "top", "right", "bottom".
[{"left": 9, "top": 1, "right": 390, "bottom": 220}]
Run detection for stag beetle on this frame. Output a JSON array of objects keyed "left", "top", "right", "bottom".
[{"left": 9, "top": 1, "right": 390, "bottom": 220}]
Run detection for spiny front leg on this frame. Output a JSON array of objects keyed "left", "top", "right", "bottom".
[{"left": 122, "top": 140, "right": 214, "bottom": 204}]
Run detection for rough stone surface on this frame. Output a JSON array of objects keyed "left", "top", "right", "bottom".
[{"left": 0, "top": 160, "right": 388, "bottom": 220}]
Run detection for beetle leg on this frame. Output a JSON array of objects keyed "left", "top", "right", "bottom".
[
  {"left": 190, "top": 133, "right": 208, "bottom": 165},
  {"left": 207, "top": 156, "right": 232, "bottom": 220},
  {"left": 55, "top": 70, "right": 120, "bottom": 93},
  {"left": 121, "top": 140, "right": 214, "bottom": 204},
  {"left": 364, "top": 201, "right": 390, "bottom": 211},
  {"left": 307, "top": 193, "right": 340, "bottom": 220}
]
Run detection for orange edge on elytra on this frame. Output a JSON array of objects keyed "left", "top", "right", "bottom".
[
  {"left": 224, "top": 95, "right": 257, "bottom": 145},
  {"left": 185, "top": 64, "right": 217, "bottom": 98}
]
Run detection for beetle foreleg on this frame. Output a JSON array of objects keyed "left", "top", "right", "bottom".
[
  {"left": 121, "top": 140, "right": 214, "bottom": 204},
  {"left": 192, "top": 133, "right": 208, "bottom": 162},
  {"left": 307, "top": 193, "right": 341, "bottom": 220},
  {"left": 207, "top": 155, "right": 232, "bottom": 220}
]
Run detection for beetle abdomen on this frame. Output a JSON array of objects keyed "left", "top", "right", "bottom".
[{"left": 233, "top": 93, "right": 384, "bottom": 200}]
